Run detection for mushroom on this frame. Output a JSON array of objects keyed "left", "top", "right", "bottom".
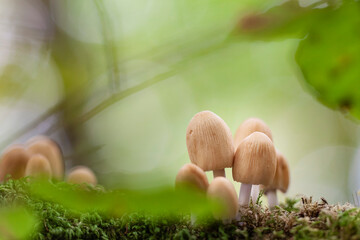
[
  {"left": 207, "top": 177, "right": 238, "bottom": 222},
  {"left": 27, "top": 136, "right": 64, "bottom": 180},
  {"left": 175, "top": 163, "right": 209, "bottom": 225},
  {"left": 232, "top": 132, "right": 276, "bottom": 206},
  {"left": 186, "top": 111, "right": 234, "bottom": 178},
  {"left": 175, "top": 163, "right": 209, "bottom": 192},
  {"left": 25, "top": 154, "right": 52, "bottom": 179},
  {"left": 261, "top": 151, "right": 290, "bottom": 208},
  {"left": 234, "top": 118, "right": 273, "bottom": 148},
  {"left": 67, "top": 166, "right": 97, "bottom": 185},
  {"left": 0, "top": 144, "right": 30, "bottom": 181}
]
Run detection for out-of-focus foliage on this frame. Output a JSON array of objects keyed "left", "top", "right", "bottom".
[
  {"left": 0, "top": 207, "right": 37, "bottom": 240},
  {"left": 297, "top": 2, "right": 360, "bottom": 119},
  {"left": 29, "top": 179, "right": 217, "bottom": 216},
  {"left": 2, "top": 179, "right": 360, "bottom": 239},
  {"left": 234, "top": 0, "right": 360, "bottom": 120}
]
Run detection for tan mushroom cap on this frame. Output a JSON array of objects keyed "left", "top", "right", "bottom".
[
  {"left": 25, "top": 154, "right": 52, "bottom": 179},
  {"left": 67, "top": 166, "right": 97, "bottom": 185},
  {"left": 234, "top": 118, "right": 273, "bottom": 148},
  {"left": 232, "top": 132, "right": 276, "bottom": 185},
  {"left": 27, "top": 136, "right": 64, "bottom": 180},
  {"left": 207, "top": 177, "right": 238, "bottom": 220},
  {"left": 0, "top": 144, "right": 30, "bottom": 181},
  {"left": 262, "top": 151, "right": 290, "bottom": 193},
  {"left": 175, "top": 163, "right": 209, "bottom": 192},
  {"left": 186, "top": 111, "right": 234, "bottom": 171}
]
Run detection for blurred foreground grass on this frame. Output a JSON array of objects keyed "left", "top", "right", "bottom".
[{"left": 0, "top": 179, "right": 360, "bottom": 239}]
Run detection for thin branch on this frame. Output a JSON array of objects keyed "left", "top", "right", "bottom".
[
  {"left": 0, "top": 28, "right": 229, "bottom": 149},
  {"left": 95, "top": 0, "right": 121, "bottom": 92},
  {"left": 45, "top": 40, "right": 229, "bottom": 134},
  {"left": 45, "top": 68, "right": 178, "bottom": 134}
]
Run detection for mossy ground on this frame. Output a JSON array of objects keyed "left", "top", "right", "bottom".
[{"left": 1, "top": 179, "right": 359, "bottom": 239}]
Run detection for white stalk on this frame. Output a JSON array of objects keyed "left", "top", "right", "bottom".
[
  {"left": 239, "top": 183, "right": 252, "bottom": 206},
  {"left": 267, "top": 190, "right": 278, "bottom": 208},
  {"left": 191, "top": 213, "right": 197, "bottom": 225},
  {"left": 251, "top": 185, "right": 260, "bottom": 204},
  {"left": 213, "top": 169, "right": 225, "bottom": 178}
]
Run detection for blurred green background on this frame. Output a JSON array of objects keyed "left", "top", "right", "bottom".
[{"left": 0, "top": 0, "right": 359, "bottom": 204}]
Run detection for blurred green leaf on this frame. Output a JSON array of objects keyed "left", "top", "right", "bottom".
[
  {"left": 29, "top": 180, "right": 221, "bottom": 217},
  {"left": 0, "top": 207, "right": 38, "bottom": 240},
  {"left": 296, "top": 1, "right": 360, "bottom": 119},
  {"left": 234, "top": 0, "right": 360, "bottom": 120}
]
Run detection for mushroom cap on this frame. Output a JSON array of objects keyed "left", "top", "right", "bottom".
[
  {"left": 27, "top": 136, "right": 64, "bottom": 180},
  {"left": 67, "top": 166, "right": 97, "bottom": 185},
  {"left": 234, "top": 118, "right": 273, "bottom": 148},
  {"left": 186, "top": 111, "right": 234, "bottom": 171},
  {"left": 262, "top": 151, "right": 290, "bottom": 193},
  {"left": 0, "top": 144, "right": 30, "bottom": 181},
  {"left": 232, "top": 132, "right": 276, "bottom": 185},
  {"left": 207, "top": 177, "right": 238, "bottom": 220},
  {"left": 175, "top": 163, "right": 209, "bottom": 192},
  {"left": 25, "top": 154, "right": 52, "bottom": 179}
]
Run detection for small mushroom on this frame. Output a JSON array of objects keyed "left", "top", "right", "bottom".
[
  {"left": 186, "top": 111, "right": 234, "bottom": 178},
  {"left": 27, "top": 136, "right": 64, "bottom": 180},
  {"left": 67, "top": 166, "right": 97, "bottom": 185},
  {"left": 175, "top": 163, "right": 209, "bottom": 225},
  {"left": 0, "top": 144, "right": 30, "bottom": 181},
  {"left": 234, "top": 118, "right": 273, "bottom": 148},
  {"left": 261, "top": 151, "right": 290, "bottom": 208},
  {"left": 25, "top": 154, "right": 52, "bottom": 179},
  {"left": 175, "top": 163, "right": 209, "bottom": 192},
  {"left": 232, "top": 132, "right": 276, "bottom": 206},
  {"left": 207, "top": 177, "right": 238, "bottom": 222}
]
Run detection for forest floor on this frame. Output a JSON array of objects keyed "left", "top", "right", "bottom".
[{"left": 0, "top": 179, "right": 359, "bottom": 239}]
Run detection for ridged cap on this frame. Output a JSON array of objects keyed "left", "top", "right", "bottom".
[
  {"left": 232, "top": 132, "right": 276, "bottom": 185},
  {"left": 0, "top": 144, "right": 30, "bottom": 181},
  {"left": 207, "top": 177, "right": 238, "bottom": 220},
  {"left": 186, "top": 111, "right": 234, "bottom": 171},
  {"left": 175, "top": 163, "right": 209, "bottom": 192},
  {"left": 27, "top": 136, "right": 64, "bottom": 180},
  {"left": 25, "top": 154, "right": 52, "bottom": 179},
  {"left": 234, "top": 118, "right": 273, "bottom": 148},
  {"left": 67, "top": 166, "right": 97, "bottom": 185},
  {"left": 262, "top": 151, "right": 290, "bottom": 193}
]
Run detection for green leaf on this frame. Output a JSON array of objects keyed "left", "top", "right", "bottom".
[
  {"left": 0, "top": 207, "right": 38, "bottom": 240},
  {"left": 296, "top": 1, "right": 360, "bottom": 119},
  {"left": 29, "top": 180, "right": 220, "bottom": 217}
]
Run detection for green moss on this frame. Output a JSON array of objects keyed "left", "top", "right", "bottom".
[{"left": 0, "top": 179, "right": 359, "bottom": 239}]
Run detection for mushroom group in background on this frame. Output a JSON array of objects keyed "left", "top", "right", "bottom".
[
  {"left": 232, "top": 132, "right": 276, "bottom": 207},
  {"left": 186, "top": 111, "right": 234, "bottom": 178},
  {"left": 67, "top": 166, "right": 97, "bottom": 186},
  {"left": 0, "top": 145, "right": 30, "bottom": 181},
  {"left": 25, "top": 154, "right": 52, "bottom": 179},
  {"left": 27, "top": 136, "right": 64, "bottom": 180},
  {"left": 207, "top": 177, "right": 238, "bottom": 223},
  {"left": 260, "top": 151, "right": 290, "bottom": 208}
]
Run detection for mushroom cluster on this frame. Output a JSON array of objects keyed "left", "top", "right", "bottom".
[
  {"left": 0, "top": 136, "right": 97, "bottom": 186},
  {"left": 176, "top": 111, "right": 290, "bottom": 222}
]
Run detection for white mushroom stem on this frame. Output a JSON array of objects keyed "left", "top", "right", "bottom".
[
  {"left": 267, "top": 190, "right": 278, "bottom": 208},
  {"left": 251, "top": 185, "right": 260, "bottom": 204},
  {"left": 239, "top": 183, "right": 252, "bottom": 206},
  {"left": 213, "top": 169, "right": 225, "bottom": 178},
  {"left": 191, "top": 214, "right": 197, "bottom": 226}
]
